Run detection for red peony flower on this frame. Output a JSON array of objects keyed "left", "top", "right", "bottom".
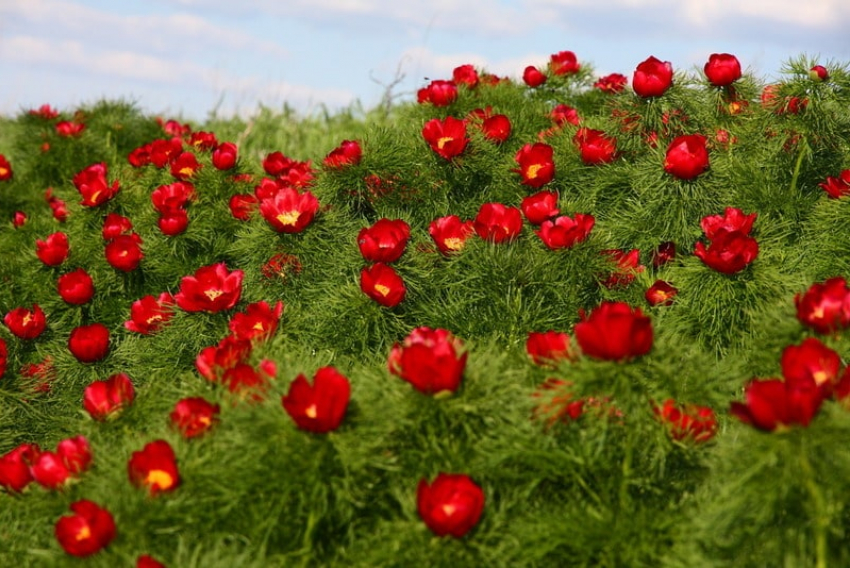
[
  {"left": 29, "top": 104, "right": 59, "bottom": 119},
  {"left": 151, "top": 181, "right": 195, "bottom": 215},
  {"left": 175, "top": 262, "right": 243, "bottom": 313},
  {"left": 149, "top": 137, "right": 184, "bottom": 168},
  {"left": 262, "top": 252, "right": 303, "bottom": 281},
  {"left": 653, "top": 399, "right": 718, "bottom": 442},
  {"left": 594, "top": 73, "right": 628, "bottom": 93},
  {"left": 428, "top": 215, "right": 475, "bottom": 255},
  {"left": 549, "top": 50, "right": 580, "bottom": 75},
  {"left": 104, "top": 233, "right": 144, "bottom": 272},
  {"left": 56, "top": 121, "right": 85, "bottom": 137},
  {"left": 258, "top": 186, "right": 320, "bottom": 233},
  {"left": 573, "top": 128, "right": 618, "bottom": 165},
  {"left": 730, "top": 376, "right": 824, "bottom": 431},
  {"left": 694, "top": 229, "right": 758, "bottom": 274},
  {"left": 422, "top": 116, "right": 469, "bottom": 160},
  {"left": 417, "top": 80, "right": 458, "bottom": 106},
  {"left": 228, "top": 300, "right": 284, "bottom": 342},
  {"left": 32, "top": 436, "right": 92, "bottom": 489},
  {"left": 0, "top": 154, "right": 11, "bottom": 181},
  {"left": 453, "top": 64, "right": 479, "bottom": 88},
  {"left": 13, "top": 210, "right": 27, "bottom": 228},
  {"left": 73, "top": 163, "right": 120, "bottom": 207},
  {"left": 170, "top": 397, "right": 221, "bottom": 438},
  {"left": 358, "top": 218, "right": 411, "bottom": 263},
  {"left": 473, "top": 202, "right": 523, "bottom": 244},
  {"left": 124, "top": 293, "right": 176, "bottom": 335},
  {"left": 83, "top": 373, "right": 136, "bottom": 421},
  {"left": 360, "top": 263, "right": 406, "bottom": 307},
  {"left": 550, "top": 104, "right": 581, "bottom": 126},
  {"left": 781, "top": 338, "right": 842, "bottom": 395},
  {"left": 652, "top": 241, "right": 676, "bottom": 268},
  {"left": 700, "top": 207, "right": 757, "bottom": 239},
  {"left": 0, "top": 443, "right": 39, "bottom": 493},
  {"left": 521, "top": 190, "right": 560, "bottom": 225},
  {"left": 526, "top": 331, "right": 572, "bottom": 366},
  {"left": 55, "top": 500, "right": 116, "bottom": 557},
  {"left": 632, "top": 56, "right": 674, "bottom": 98},
  {"left": 4, "top": 304, "right": 47, "bottom": 340},
  {"left": 137, "top": 555, "right": 166, "bottom": 568},
  {"left": 574, "top": 301, "right": 653, "bottom": 362},
  {"left": 170, "top": 151, "right": 202, "bottom": 180},
  {"left": 522, "top": 65, "right": 547, "bottom": 88},
  {"left": 102, "top": 213, "right": 134, "bottom": 240},
  {"left": 323, "top": 139, "right": 362, "bottom": 169},
  {"left": 417, "top": 473, "right": 485, "bottom": 538},
  {"left": 68, "top": 323, "right": 110, "bottom": 363},
  {"left": 664, "top": 134, "right": 709, "bottom": 180},
  {"left": 189, "top": 131, "right": 218, "bottom": 151},
  {"left": 601, "top": 248, "right": 644, "bottom": 288},
  {"left": 128, "top": 440, "right": 180, "bottom": 495},
  {"left": 282, "top": 366, "right": 351, "bottom": 433},
  {"left": 46, "top": 189, "right": 68, "bottom": 222},
  {"left": 195, "top": 335, "right": 253, "bottom": 382},
  {"left": 221, "top": 360, "right": 276, "bottom": 400},
  {"left": 57, "top": 268, "right": 95, "bottom": 305},
  {"left": 158, "top": 211, "right": 189, "bottom": 236},
  {"left": 535, "top": 213, "right": 595, "bottom": 250},
  {"left": 20, "top": 356, "right": 56, "bottom": 393},
  {"left": 645, "top": 280, "right": 678, "bottom": 307},
  {"left": 795, "top": 277, "right": 850, "bottom": 334},
  {"left": 388, "top": 326, "right": 467, "bottom": 395},
  {"left": 703, "top": 53, "right": 742, "bottom": 87},
  {"left": 809, "top": 64, "right": 829, "bottom": 82},
  {"left": 817, "top": 170, "right": 850, "bottom": 199},
  {"left": 212, "top": 142, "right": 238, "bottom": 170},
  {"left": 480, "top": 114, "right": 512, "bottom": 144},
  {"left": 229, "top": 193, "right": 259, "bottom": 220},
  {"left": 36, "top": 232, "right": 70, "bottom": 266},
  {"left": 514, "top": 143, "right": 555, "bottom": 188}
]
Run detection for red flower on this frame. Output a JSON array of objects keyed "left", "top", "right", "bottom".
[
  {"left": 104, "top": 233, "right": 143, "bottom": 272},
  {"left": 262, "top": 151, "right": 294, "bottom": 177},
  {"left": 229, "top": 193, "right": 259, "bottom": 220},
  {"left": 55, "top": 500, "right": 116, "bottom": 557},
  {"left": 323, "top": 140, "right": 362, "bottom": 169},
  {"left": 652, "top": 241, "right": 676, "bottom": 268},
  {"left": 810, "top": 65, "right": 829, "bottom": 82},
  {"left": 703, "top": 53, "right": 742, "bottom": 87},
  {"left": 0, "top": 443, "right": 39, "bottom": 493},
  {"left": 795, "top": 277, "right": 850, "bottom": 334},
  {"left": 467, "top": 108, "right": 512, "bottom": 144},
  {"left": 664, "top": 134, "right": 709, "bottom": 180},
  {"left": 473, "top": 202, "right": 523, "bottom": 243},
  {"left": 535, "top": 214, "right": 595, "bottom": 250},
  {"left": 653, "top": 399, "right": 718, "bottom": 442},
  {"left": 13, "top": 210, "right": 27, "bottom": 228},
  {"left": 574, "top": 301, "right": 653, "bottom": 362},
  {"left": 550, "top": 104, "right": 581, "bottom": 126},
  {"left": 526, "top": 331, "right": 572, "bottom": 366},
  {"left": 20, "top": 356, "right": 56, "bottom": 393},
  {"left": 0, "top": 154, "right": 11, "bottom": 181},
  {"left": 228, "top": 300, "right": 284, "bottom": 342},
  {"left": 428, "top": 215, "right": 475, "bottom": 255},
  {"left": 151, "top": 181, "right": 195, "bottom": 215},
  {"left": 128, "top": 440, "right": 181, "bottom": 495},
  {"left": 158, "top": 211, "right": 189, "bottom": 236},
  {"left": 453, "top": 64, "right": 479, "bottom": 88},
  {"left": 36, "top": 232, "right": 70, "bottom": 266},
  {"left": 730, "top": 377, "right": 824, "bottom": 431},
  {"left": 262, "top": 252, "right": 303, "bottom": 281},
  {"left": 700, "top": 207, "right": 757, "bottom": 239},
  {"left": 258, "top": 186, "right": 320, "bottom": 233},
  {"left": 189, "top": 131, "right": 218, "bottom": 151},
  {"left": 601, "top": 248, "right": 644, "bottom": 288},
  {"left": 149, "top": 137, "right": 184, "bottom": 167},
  {"left": 4, "top": 304, "right": 47, "bottom": 340},
  {"left": 388, "top": 327, "right": 467, "bottom": 395},
  {"left": 594, "top": 73, "right": 628, "bottom": 93},
  {"left": 124, "top": 293, "right": 176, "bottom": 335},
  {"left": 28, "top": 104, "right": 59, "bottom": 119},
  {"left": 137, "top": 555, "right": 166, "bottom": 568},
  {"left": 521, "top": 191, "right": 559, "bottom": 225},
  {"left": 170, "top": 151, "right": 202, "bottom": 180},
  {"left": 781, "top": 338, "right": 842, "bottom": 395},
  {"left": 360, "top": 263, "right": 406, "bottom": 307},
  {"left": 221, "top": 360, "right": 276, "bottom": 400},
  {"left": 32, "top": 436, "right": 92, "bottom": 489},
  {"left": 422, "top": 116, "right": 469, "bottom": 160},
  {"left": 417, "top": 473, "right": 485, "bottom": 538},
  {"left": 175, "top": 262, "right": 244, "bottom": 313},
  {"left": 102, "top": 213, "right": 134, "bottom": 240},
  {"left": 83, "top": 373, "right": 135, "bottom": 421},
  {"left": 170, "top": 397, "right": 221, "bottom": 439},
  {"left": 56, "top": 121, "right": 85, "bottom": 137},
  {"left": 514, "top": 143, "right": 555, "bottom": 188},
  {"left": 817, "top": 170, "right": 850, "bottom": 199},
  {"left": 212, "top": 142, "right": 238, "bottom": 170},
  {"left": 195, "top": 335, "right": 253, "bottom": 382},
  {"left": 694, "top": 229, "right": 758, "bottom": 274},
  {"left": 282, "top": 366, "right": 351, "bottom": 433},
  {"left": 68, "top": 323, "right": 110, "bottom": 363},
  {"left": 632, "top": 56, "right": 674, "bottom": 98},
  {"left": 645, "top": 280, "right": 678, "bottom": 306},
  {"left": 46, "top": 189, "right": 68, "bottom": 222},
  {"left": 128, "top": 144, "right": 151, "bottom": 167},
  {"left": 358, "top": 218, "right": 411, "bottom": 263},
  {"left": 57, "top": 268, "right": 94, "bottom": 305},
  {"left": 522, "top": 66, "right": 547, "bottom": 88},
  {"left": 417, "top": 80, "right": 458, "bottom": 106},
  {"left": 72, "top": 163, "right": 120, "bottom": 207},
  {"left": 573, "top": 128, "right": 618, "bottom": 165},
  {"left": 549, "top": 50, "right": 580, "bottom": 75}
]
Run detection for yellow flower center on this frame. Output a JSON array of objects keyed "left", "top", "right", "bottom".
[
  {"left": 75, "top": 525, "right": 92, "bottom": 541},
  {"left": 441, "top": 503, "right": 457, "bottom": 517},
  {"left": 813, "top": 370, "right": 828, "bottom": 385},
  {"left": 276, "top": 211, "right": 300, "bottom": 226},
  {"left": 0, "top": 167, "right": 8, "bottom": 176},
  {"left": 145, "top": 314, "right": 163, "bottom": 325},
  {"left": 374, "top": 284, "right": 390, "bottom": 297},
  {"left": 22, "top": 313, "right": 32, "bottom": 326},
  {"left": 179, "top": 167, "right": 195, "bottom": 177},
  {"left": 252, "top": 321, "right": 266, "bottom": 332},
  {"left": 437, "top": 137, "right": 453, "bottom": 150},
  {"left": 443, "top": 237, "right": 464, "bottom": 251},
  {"left": 526, "top": 163, "right": 543, "bottom": 179},
  {"left": 146, "top": 469, "right": 175, "bottom": 490},
  {"left": 204, "top": 289, "right": 224, "bottom": 301},
  {"left": 305, "top": 404, "right": 317, "bottom": 419}
]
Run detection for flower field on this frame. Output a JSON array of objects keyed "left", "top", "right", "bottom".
[{"left": 2, "top": 51, "right": 850, "bottom": 567}]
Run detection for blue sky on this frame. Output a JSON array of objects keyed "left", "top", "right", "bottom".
[{"left": 2, "top": 0, "right": 848, "bottom": 121}]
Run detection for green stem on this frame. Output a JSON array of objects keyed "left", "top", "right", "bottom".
[
  {"left": 799, "top": 439, "right": 828, "bottom": 568},
  {"left": 788, "top": 137, "right": 808, "bottom": 196}
]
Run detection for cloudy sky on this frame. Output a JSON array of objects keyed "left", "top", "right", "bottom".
[{"left": 1, "top": 0, "right": 848, "bottom": 121}]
